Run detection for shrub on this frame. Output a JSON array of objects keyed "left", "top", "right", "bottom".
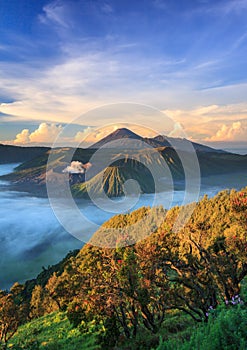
[{"left": 155, "top": 304, "right": 247, "bottom": 350}]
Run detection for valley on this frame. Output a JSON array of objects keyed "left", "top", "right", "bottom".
[
  {"left": 1, "top": 128, "right": 247, "bottom": 199},
  {"left": 1, "top": 128, "right": 246, "bottom": 288}
]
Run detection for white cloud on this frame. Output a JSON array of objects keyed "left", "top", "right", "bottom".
[
  {"left": 13, "top": 123, "right": 63, "bottom": 145},
  {"left": 74, "top": 127, "right": 94, "bottom": 142},
  {"left": 74, "top": 125, "right": 120, "bottom": 145},
  {"left": 1, "top": 31, "right": 233, "bottom": 127},
  {"left": 205, "top": 121, "right": 245, "bottom": 142},
  {"left": 1, "top": 15, "right": 247, "bottom": 140},
  {"left": 29, "top": 122, "right": 63, "bottom": 143},
  {"left": 165, "top": 104, "right": 219, "bottom": 121},
  {"left": 164, "top": 103, "right": 247, "bottom": 142},
  {"left": 14, "top": 129, "right": 30, "bottom": 144},
  {"left": 39, "top": 0, "right": 71, "bottom": 28}
]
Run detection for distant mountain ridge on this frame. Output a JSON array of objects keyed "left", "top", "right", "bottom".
[
  {"left": 146, "top": 135, "right": 226, "bottom": 153},
  {"left": 1, "top": 128, "right": 247, "bottom": 198},
  {"left": 0, "top": 144, "right": 49, "bottom": 164},
  {"left": 90, "top": 127, "right": 226, "bottom": 153}
]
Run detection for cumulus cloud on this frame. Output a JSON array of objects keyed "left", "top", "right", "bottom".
[
  {"left": 29, "top": 123, "right": 62, "bottom": 143},
  {"left": 14, "top": 129, "right": 30, "bottom": 144},
  {"left": 74, "top": 127, "right": 94, "bottom": 143},
  {"left": 164, "top": 103, "right": 247, "bottom": 142},
  {"left": 166, "top": 104, "right": 247, "bottom": 128},
  {"left": 74, "top": 125, "right": 120, "bottom": 145},
  {"left": 13, "top": 123, "right": 62, "bottom": 145},
  {"left": 205, "top": 121, "right": 245, "bottom": 142}
]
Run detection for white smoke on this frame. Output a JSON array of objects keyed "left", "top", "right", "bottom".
[{"left": 62, "top": 161, "right": 91, "bottom": 174}]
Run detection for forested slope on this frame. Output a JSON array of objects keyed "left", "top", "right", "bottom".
[{"left": 1, "top": 188, "right": 247, "bottom": 349}]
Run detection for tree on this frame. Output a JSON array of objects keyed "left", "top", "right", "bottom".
[
  {"left": 0, "top": 290, "right": 20, "bottom": 349},
  {"left": 30, "top": 284, "right": 58, "bottom": 319},
  {"left": 10, "top": 282, "right": 29, "bottom": 323}
]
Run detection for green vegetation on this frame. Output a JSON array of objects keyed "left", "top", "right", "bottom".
[
  {"left": 23, "top": 250, "right": 80, "bottom": 301},
  {"left": 9, "top": 312, "right": 99, "bottom": 350},
  {"left": 1, "top": 188, "right": 247, "bottom": 349},
  {"left": 155, "top": 301, "right": 247, "bottom": 350},
  {"left": 6, "top": 290, "right": 247, "bottom": 350}
]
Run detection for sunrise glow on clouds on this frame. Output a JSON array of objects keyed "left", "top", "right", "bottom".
[
  {"left": 0, "top": 0, "right": 247, "bottom": 148},
  {"left": 13, "top": 123, "right": 63, "bottom": 144}
]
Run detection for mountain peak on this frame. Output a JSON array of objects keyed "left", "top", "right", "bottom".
[
  {"left": 89, "top": 127, "right": 226, "bottom": 154},
  {"left": 89, "top": 128, "right": 142, "bottom": 148},
  {"left": 104, "top": 128, "right": 141, "bottom": 139}
]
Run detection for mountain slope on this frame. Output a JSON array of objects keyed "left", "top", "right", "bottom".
[
  {"left": 146, "top": 135, "right": 226, "bottom": 153},
  {"left": 89, "top": 127, "right": 143, "bottom": 149},
  {"left": 0, "top": 147, "right": 96, "bottom": 195},
  {"left": 72, "top": 146, "right": 188, "bottom": 198},
  {"left": 0, "top": 144, "right": 49, "bottom": 164},
  {"left": 72, "top": 165, "right": 155, "bottom": 198},
  {"left": 1, "top": 129, "right": 247, "bottom": 198},
  {"left": 6, "top": 189, "right": 247, "bottom": 350},
  {"left": 89, "top": 127, "right": 226, "bottom": 153},
  {"left": 10, "top": 312, "right": 98, "bottom": 350}
]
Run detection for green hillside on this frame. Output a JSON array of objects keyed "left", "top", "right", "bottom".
[
  {"left": 1, "top": 188, "right": 247, "bottom": 349},
  {"left": 9, "top": 312, "right": 99, "bottom": 350},
  {"left": 8, "top": 297, "right": 247, "bottom": 350}
]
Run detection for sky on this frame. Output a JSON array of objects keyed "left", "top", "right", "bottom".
[{"left": 0, "top": 0, "right": 247, "bottom": 149}]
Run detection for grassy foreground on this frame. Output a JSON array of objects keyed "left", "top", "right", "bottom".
[
  {"left": 8, "top": 295, "right": 247, "bottom": 350},
  {"left": 7, "top": 310, "right": 193, "bottom": 349},
  {"left": 2, "top": 188, "right": 247, "bottom": 349},
  {"left": 8, "top": 312, "right": 99, "bottom": 350}
]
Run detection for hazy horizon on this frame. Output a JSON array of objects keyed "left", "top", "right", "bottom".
[{"left": 1, "top": 126, "right": 247, "bottom": 155}]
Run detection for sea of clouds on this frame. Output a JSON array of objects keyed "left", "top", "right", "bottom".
[{"left": 0, "top": 163, "right": 233, "bottom": 290}]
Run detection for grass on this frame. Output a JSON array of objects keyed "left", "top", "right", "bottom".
[
  {"left": 8, "top": 276, "right": 247, "bottom": 350},
  {"left": 7, "top": 302, "right": 247, "bottom": 350},
  {"left": 118, "top": 312, "right": 194, "bottom": 350},
  {"left": 8, "top": 309, "right": 194, "bottom": 350},
  {"left": 9, "top": 312, "right": 99, "bottom": 350}
]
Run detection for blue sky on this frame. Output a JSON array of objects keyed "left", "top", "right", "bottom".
[{"left": 0, "top": 0, "right": 247, "bottom": 146}]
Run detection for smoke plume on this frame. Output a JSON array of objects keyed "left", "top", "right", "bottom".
[{"left": 63, "top": 161, "right": 91, "bottom": 174}]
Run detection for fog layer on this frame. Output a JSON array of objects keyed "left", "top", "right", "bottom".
[{"left": 0, "top": 164, "right": 242, "bottom": 289}]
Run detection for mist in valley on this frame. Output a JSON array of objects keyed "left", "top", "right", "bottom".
[{"left": 0, "top": 163, "right": 245, "bottom": 290}]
